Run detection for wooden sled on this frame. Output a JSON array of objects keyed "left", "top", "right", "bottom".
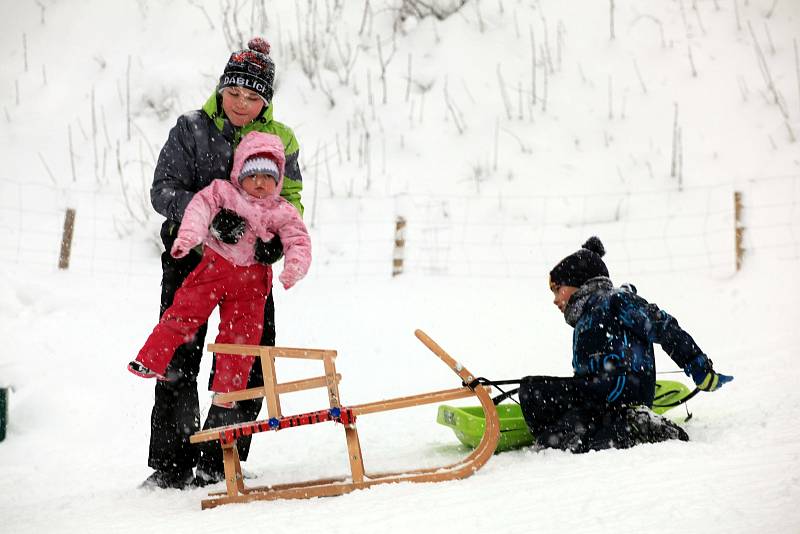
[{"left": 189, "top": 329, "right": 500, "bottom": 509}]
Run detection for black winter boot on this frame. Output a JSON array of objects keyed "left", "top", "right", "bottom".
[
  {"left": 583, "top": 406, "right": 689, "bottom": 451},
  {"left": 192, "top": 467, "right": 225, "bottom": 487},
  {"left": 625, "top": 406, "right": 689, "bottom": 444},
  {"left": 139, "top": 467, "right": 194, "bottom": 490}
]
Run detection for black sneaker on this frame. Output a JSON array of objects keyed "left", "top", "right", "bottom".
[{"left": 139, "top": 468, "right": 194, "bottom": 490}]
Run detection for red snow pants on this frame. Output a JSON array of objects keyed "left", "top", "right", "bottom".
[{"left": 136, "top": 248, "right": 272, "bottom": 393}]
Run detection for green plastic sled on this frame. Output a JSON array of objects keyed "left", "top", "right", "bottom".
[
  {"left": 651, "top": 379, "right": 693, "bottom": 415},
  {"left": 437, "top": 379, "right": 694, "bottom": 452},
  {"left": 437, "top": 403, "right": 534, "bottom": 452}
]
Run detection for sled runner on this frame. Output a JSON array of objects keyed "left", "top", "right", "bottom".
[
  {"left": 437, "top": 379, "right": 697, "bottom": 451},
  {"left": 189, "top": 329, "right": 499, "bottom": 509}
]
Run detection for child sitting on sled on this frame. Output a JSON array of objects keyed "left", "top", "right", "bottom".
[
  {"left": 517, "top": 236, "right": 732, "bottom": 452},
  {"left": 128, "top": 131, "right": 311, "bottom": 400}
]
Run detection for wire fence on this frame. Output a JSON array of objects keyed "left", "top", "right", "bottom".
[{"left": 0, "top": 174, "right": 798, "bottom": 282}]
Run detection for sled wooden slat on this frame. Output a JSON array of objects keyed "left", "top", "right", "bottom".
[
  {"left": 191, "top": 424, "right": 241, "bottom": 444},
  {"left": 190, "top": 386, "right": 485, "bottom": 445},
  {"left": 208, "top": 343, "right": 336, "bottom": 360},
  {"left": 261, "top": 349, "right": 281, "bottom": 417},
  {"left": 221, "top": 441, "right": 245, "bottom": 496},
  {"left": 193, "top": 330, "right": 499, "bottom": 510},
  {"left": 213, "top": 374, "right": 342, "bottom": 405},
  {"left": 278, "top": 373, "right": 341, "bottom": 394},
  {"left": 323, "top": 352, "right": 365, "bottom": 483},
  {"left": 323, "top": 353, "right": 342, "bottom": 409},
  {"left": 207, "top": 475, "right": 350, "bottom": 497},
  {"left": 349, "top": 387, "right": 480, "bottom": 415}
]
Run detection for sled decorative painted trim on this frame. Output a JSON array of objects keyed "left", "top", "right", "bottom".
[{"left": 189, "top": 329, "right": 500, "bottom": 509}]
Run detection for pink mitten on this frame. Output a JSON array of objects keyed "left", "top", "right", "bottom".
[
  {"left": 170, "top": 237, "right": 195, "bottom": 258},
  {"left": 279, "top": 263, "right": 303, "bottom": 290}
]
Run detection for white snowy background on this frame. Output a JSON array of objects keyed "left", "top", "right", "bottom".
[{"left": 1, "top": 0, "right": 799, "bottom": 532}]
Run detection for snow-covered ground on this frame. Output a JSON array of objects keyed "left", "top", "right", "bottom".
[
  {"left": 2, "top": 268, "right": 799, "bottom": 532},
  {"left": 1, "top": 1, "right": 799, "bottom": 532}
]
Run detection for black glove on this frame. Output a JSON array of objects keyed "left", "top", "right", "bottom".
[
  {"left": 254, "top": 235, "right": 284, "bottom": 265},
  {"left": 210, "top": 209, "right": 246, "bottom": 245}
]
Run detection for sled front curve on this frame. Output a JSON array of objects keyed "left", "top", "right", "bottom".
[{"left": 189, "top": 329, "right": 500, "bottom": 509}]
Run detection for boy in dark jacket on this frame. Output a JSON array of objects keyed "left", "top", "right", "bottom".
[
  {"left": 143, "top": 37, "right": 304, "bottom": 489},
  {"left": 519, "top": 237, "right": 733, "bottom": 453}
]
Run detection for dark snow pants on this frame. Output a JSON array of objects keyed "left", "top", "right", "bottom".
[
  {"left": 148, "top": 244, "right": 275, "bottom": 475},
  {"left": 518, "top": 376, "right": 614, "bottom": 452},
  {"left": 518, "top": 375, "right": 687, "bottom": 453}
]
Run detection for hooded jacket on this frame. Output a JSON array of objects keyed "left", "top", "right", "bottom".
[
  {"left": 565, "top": 277, "right": 705, "bottom": 407},
  {"left": 151, "top": 91, "right": 303, "bottom": 246},
  {"left": 172, "top": 132, "right": 311, "bottom": 288}
]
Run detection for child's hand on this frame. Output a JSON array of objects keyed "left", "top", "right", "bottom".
[
  {"left": 685, "top": 354, "right": 733, "bottom": 392},
  {"left": 278, "top": 261, "right": 304, "bottom": 290},
  {"left": 695, "top": 369, "right": 733, "bottom": 391},
  {"left": 170, "top": 237, "right": 194, "bottom": 258}
]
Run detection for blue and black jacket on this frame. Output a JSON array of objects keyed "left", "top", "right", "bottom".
[{"left": 567, "top": 277, "right": 705, "bottom": 408}]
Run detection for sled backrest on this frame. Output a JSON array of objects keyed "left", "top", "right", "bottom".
[
  {"left": 189, "top": 343, "right": 367, "bottom": 507},
  {"left": 207, "top": 343, "right": 341, "bottom": 418}
]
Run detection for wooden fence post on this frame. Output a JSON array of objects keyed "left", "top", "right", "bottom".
[
  {"left": 734, "top": 191, "right": 744, "bottom": 271},
  {"left": 0, "top": 387, "right": 7, "bottom": 442},
  {"left": 58, "top": 208, "right": 76, "bottom": 270},
  {"left": 392, "top": 216, "right": 406, "bottom": 277}
]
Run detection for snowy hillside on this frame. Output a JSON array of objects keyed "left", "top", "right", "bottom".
[{"left": 1, "top": 0, "right": 800, "bottom": 532}]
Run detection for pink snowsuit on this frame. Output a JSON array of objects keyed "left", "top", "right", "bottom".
[{"left": 135, "top": 132, "right": 312, "bottom": 393}]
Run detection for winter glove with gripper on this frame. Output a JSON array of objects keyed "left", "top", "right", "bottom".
[
  {"left": 685, "top": 354, "right": 733, "bottom": 392},
  {"left": 210, "top": 209, "right": 246, "bottom": 245},
  {"left": 254, "top": 235, "right": 284, "bottom": 265}
]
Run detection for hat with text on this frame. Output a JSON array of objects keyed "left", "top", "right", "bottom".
[{"left": 218, "top": 37, "right": 275, "bottom": 104}]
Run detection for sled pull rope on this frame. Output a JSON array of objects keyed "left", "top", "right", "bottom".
[
  {"left": 652, "top": 386, "right": 699, "bottom": 422},
  {"left": 491, "top": 387, "right": 521, "bottom": 406},
  {"left": 463, "top": 377, "right": 522, "bottom": 406},
  {"left": 652, "top": 387, "right": 700, "bottom": 409},
  {"left": 463, "top": 377, "right": 521, "bottom": 389}
]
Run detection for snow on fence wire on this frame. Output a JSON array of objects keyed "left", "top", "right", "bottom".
[
  {"left": 336, "top": 175, "right": 799, "bottom": 279},
  {"left": 0, "top": 179, "right": 162, "bottom": 279},
  {"left": 398, "top": 190, "right": 741, "bottom": 279},
  {"left": 0, "top": 175, "right": 797, "bottom": 281}
]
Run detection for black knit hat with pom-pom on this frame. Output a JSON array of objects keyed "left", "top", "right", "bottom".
[
  {"left": 218, "top": 37, "right": 275, "bottom": 103},
  {"left": 549, "top": 236, "right": 609, "bottom": 288}
]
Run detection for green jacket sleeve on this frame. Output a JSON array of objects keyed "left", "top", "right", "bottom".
[{"left": 281, "top": 148, "right": 304, "bottom": 217}]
